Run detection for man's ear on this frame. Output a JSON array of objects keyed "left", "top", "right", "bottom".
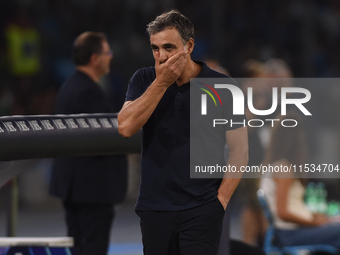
[
  {"left": 186, "top": 38, "right": 194, "bottom": 54},
  {"left": 90, "top": 53, "right": 99, "bottom": 65}
]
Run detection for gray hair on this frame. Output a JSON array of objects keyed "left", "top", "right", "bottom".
[{"left": 147, "top": 10, "right": 195, "bottom": 44}]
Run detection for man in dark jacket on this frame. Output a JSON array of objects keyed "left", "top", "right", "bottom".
[{"left": 50, "top": 31, "right": 127, "bottom": 255}]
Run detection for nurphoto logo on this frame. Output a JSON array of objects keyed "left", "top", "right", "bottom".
[
  {"left": 196, "top": 81, "right": 312, "bottom": 128},
  {"left": 199, "top": 84, "right": 311, "bottom": 116}
]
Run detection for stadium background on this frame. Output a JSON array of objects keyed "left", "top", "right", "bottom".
[{"left": 0, "top": 0, "right": 340, "bottom": 254}]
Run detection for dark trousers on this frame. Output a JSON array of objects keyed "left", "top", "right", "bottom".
[
  {"left": 230, "top": 240, "right": 265, "bottom": 255},
  {"left": 136, "top": 199, "right": 225, "bottom": 255},
  {"left": 63, "top": 202, "right": 115, "bottom": 255}
]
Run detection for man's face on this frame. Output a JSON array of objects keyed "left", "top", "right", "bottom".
[
  {"left": 150, "top": 28, "right": 187, "bottom": 64},
  {"left": 97, "top": 40, "right": 113, "bottom": 75}
]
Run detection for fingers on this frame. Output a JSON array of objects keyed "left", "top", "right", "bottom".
[
  {"left": 167, "top": 50, "right": 188, "bottom": 66},
  {"left": 164, "top": 51, "right": 187, "bottom": 76},
  {"left": 154, "top": 50, "right": 188, "bottom": 87},
  {"left": 154, "top": 51, "right": 187, "bottom": 68},
  {"left": 173, "top": 54, "right": 187, "bottom": 73},
  {"left": 171, "top": 51, "right": 188, "bottom": 70}
]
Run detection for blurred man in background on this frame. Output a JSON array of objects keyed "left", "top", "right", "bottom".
[{"left": 50, "top": 31, "right": 127, "bottom": 255}]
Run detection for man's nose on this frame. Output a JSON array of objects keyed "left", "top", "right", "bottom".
[{"left": 159, "top": 50, "right": 168, "bottom": 64}]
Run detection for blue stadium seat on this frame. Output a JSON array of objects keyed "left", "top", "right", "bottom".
[{"left": 257, "top": 189, "right": 338, "bottom": 255}]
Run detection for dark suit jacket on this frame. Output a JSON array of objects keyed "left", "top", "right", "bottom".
[{"left": 49, "top": 70, "right": 127, "bottom": 204}]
